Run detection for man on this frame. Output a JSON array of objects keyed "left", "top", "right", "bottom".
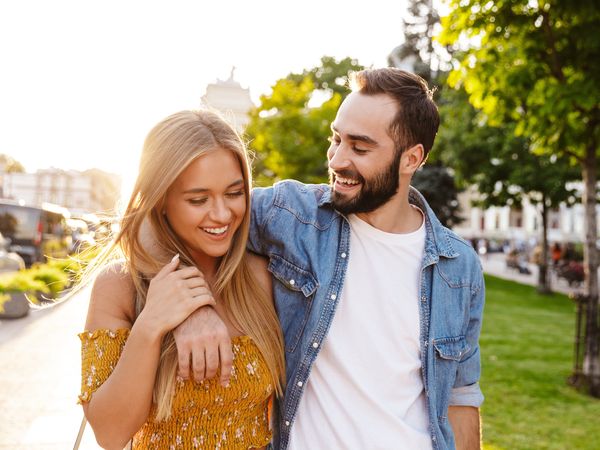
[{"left": 175, "top": 68, "right": 485, "bottom": 449}]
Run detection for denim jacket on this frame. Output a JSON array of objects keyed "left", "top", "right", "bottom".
[{"left": 248, "top": 180, "right": 485, "bottom": 450}]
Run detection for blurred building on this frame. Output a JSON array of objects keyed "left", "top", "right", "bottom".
[
  {"left": 453, "top": 186, "right": 592, "bottom": 246},
  {"left": 1, "top": 168, "right": 121, "bottom": 213},
  {"left": 201, "top": 67, "right": 254, "bottom": 131}
]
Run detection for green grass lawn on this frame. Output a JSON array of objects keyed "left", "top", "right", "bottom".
[{"left": 481, "top": 275, "right": 600, "bottom": 450}]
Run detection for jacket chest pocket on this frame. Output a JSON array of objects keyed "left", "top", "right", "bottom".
[{"left": 268, "top": 254, "right": 318, "bottom": 353}]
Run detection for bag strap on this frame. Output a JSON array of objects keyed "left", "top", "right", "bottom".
[{"left": 73, "top": 416, "right": 87, "bottom": 450}]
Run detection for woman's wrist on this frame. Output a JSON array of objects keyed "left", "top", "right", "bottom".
[{"left": 132, "top": 311, "right": 167, "bottom": 344}]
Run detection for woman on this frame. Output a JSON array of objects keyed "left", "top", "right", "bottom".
[{"left": 78, "top": 110, "right": 285, "bottom": 449}]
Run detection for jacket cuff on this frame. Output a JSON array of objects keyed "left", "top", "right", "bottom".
[{"left": 449, "top": 382, "right": 484, "bottom": 407}]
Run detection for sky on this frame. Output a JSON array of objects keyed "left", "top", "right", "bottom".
[{"left": 0, "top": 0, "right": 410, "bottom": 198}]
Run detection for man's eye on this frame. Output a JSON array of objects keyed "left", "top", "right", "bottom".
[
  {"left": 353, "top": 146, "right": 368, "bottom": 154},
  {"left": 328, "top": 135, "right": 340, "bottom": 144}
]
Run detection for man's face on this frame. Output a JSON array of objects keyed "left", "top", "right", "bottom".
[{"left": 327, "top": 92, "right": 400, "bottom": 215}]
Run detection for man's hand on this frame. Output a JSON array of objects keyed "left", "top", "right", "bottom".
[{"left": 173, "top": 306, "right": 233, "bottom": 386}]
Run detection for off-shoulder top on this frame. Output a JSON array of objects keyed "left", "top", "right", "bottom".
[{"left": 79, "top": 329, "right": 273, "bottom": 449}]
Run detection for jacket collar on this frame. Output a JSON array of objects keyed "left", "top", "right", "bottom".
[{"left": 318, "top": 185, "right": 459, "bottom": 263}]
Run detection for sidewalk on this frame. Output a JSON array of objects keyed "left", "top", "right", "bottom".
[
  {"left": 0, "top": 288, "right": 99, "bottom": 450},
  {"left": 479, "top": 252, "right": 580, "bottom": 296}
]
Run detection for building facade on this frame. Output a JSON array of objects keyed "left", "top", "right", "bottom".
[
  {"left": 200, "top": 67, "right": 254, "bottom": 131},
  {"left": 1, "top": 168, "right": 120, "bottom": 213},
  {"left": 453, "top": 187, "right": 590, "bottom": 246}
]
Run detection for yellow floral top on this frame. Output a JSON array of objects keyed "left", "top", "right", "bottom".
[{"left": 79, "top": 329, "right": 273, "bottom": 449}]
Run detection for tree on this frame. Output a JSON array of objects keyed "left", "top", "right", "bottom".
[
  {"left": 388, "top": 0, "right": 466, "bottom": 228},
  {"left": 246, "top": 57, "right": 363, "bottom": 186},
  {"left": 411, "top": 162, "right": 464, "bottom": 228},
  {"left": 440, "top": 0, "right": 600, "bottom": 395},
  {"left": 0, "top": 154, "right": 25, "bottom": 173},
  {"left": 389, "top": 0, "right": 450, "bottom": 82},
  {"left": 436, "top": 85, "right": 580, "bottom": 293}
]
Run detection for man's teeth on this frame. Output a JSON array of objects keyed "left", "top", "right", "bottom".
[
  {"left": 203, "top": 226, "right": 228, "bottom": 234},
  {"left": 337, "top": 177, "right": 359, "bottom": 185}
]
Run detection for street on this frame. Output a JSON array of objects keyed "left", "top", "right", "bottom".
[{"left": 0, "top": 287, "right": 99, "bottom": 449}]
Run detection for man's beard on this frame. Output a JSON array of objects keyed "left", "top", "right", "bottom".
[{"left": 330, "top": 150, "right": 401, "bottom": 215}]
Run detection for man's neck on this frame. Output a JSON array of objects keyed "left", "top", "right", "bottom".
[{"left": 355, "top": 191, "right": 423, "bottom": 234}]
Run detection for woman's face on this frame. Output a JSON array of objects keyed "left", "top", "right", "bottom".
[{"left": 164, "top": 147, "right": 246, "bottom": 264}]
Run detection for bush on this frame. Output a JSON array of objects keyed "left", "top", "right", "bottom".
[
  {"left": 0, "top": 271, "right": 49, "bottom": 298},
  {"left": 29, "top": 264, "right": 70, "bottom": 297},
  {"left": 0, "top": 245, "right": 104, "bottom": 302}
]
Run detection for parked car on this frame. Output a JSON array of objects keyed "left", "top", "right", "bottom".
[
  {"left": 66, "top": 218, "right": 96, "bottom": 252},
  {"left": 0, "top": 200, "right": 72, "bottom": 266},
  {"left": 0, "top": 232, "right": 25, "bottom": 273}
]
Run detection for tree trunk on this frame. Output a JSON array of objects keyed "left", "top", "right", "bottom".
[
  {"left": 537, "top": 196, "right": 551, "bottom": 294},
  {"left": 581, "top": 147, "right": 600, "bottom": 397}
]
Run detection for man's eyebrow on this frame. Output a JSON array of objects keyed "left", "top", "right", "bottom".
[
  {"left": 182, "top": 179, "right": 244, "bottom": 194},
  {"left": 331, "top": 124, "right": 379, "bottom": 146}
]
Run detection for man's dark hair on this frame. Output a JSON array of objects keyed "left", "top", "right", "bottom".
[{"left": 350, "top": 68, "right": 440, "bottom": 158}]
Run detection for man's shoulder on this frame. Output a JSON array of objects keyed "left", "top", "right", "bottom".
[
  {"left": 253, "top": 180, "right": 331, "bottom": 211},
  {"left": 438, "top": 226, "right": 482, "bottom": 275},
  {"left": 251, "top": 180, "right": 338, "bottom": 230}
]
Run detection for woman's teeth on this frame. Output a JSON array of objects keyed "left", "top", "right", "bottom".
[{"left": 203, "top": 225, "right": 228, "bottom": 234}]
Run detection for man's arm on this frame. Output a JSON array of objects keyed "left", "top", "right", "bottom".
[
  {"left": 174, "top": 186, "right": 278, "bottom": 383},
  {"left": 173, "top": 306, "right": 232, "bottom": 386},
  {"left": 448, "top": 406, "right": 481, "bottom": 450}
]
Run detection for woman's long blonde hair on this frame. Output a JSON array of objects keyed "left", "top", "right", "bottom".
[{"left": 88, "top": 110, "right": 284, "bottom": 420}]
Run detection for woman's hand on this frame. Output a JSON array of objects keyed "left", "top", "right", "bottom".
[{"left": 137, "top": 255, "right": 216, "bottom": 337}]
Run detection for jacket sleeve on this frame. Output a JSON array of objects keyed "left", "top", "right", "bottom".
[
  {"left": 248, "top": 186, "right": 276, "bottom": 256},
  {"left": 450, "top": 261, "right": 485, "bottom": 407}
]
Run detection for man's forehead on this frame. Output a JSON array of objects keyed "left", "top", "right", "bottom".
[{"left": 333, "top": 92, "right": 397, "bottom": 136}]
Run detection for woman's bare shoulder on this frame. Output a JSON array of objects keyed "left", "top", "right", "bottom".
[{"left": 85, "top": 260, "right": 137, "bottom": 331}]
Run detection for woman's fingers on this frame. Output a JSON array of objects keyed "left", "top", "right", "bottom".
[
  {"left": 152, "top": 254, "right": 180, "bottom": 280},
  {"left": 185, "top": 277, "right": 208, "bottom": 289}
]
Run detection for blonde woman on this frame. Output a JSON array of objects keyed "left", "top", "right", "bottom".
[{"left": 78, "top": 110, "right": 285, "bottom": 449}]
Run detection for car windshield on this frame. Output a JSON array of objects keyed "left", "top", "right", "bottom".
[{"left": 0, "top": 205, "right": 40, "bottom": 240}]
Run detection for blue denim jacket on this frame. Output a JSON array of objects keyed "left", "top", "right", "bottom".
[{"left": 248, "top": 180, "right": 485, "bottom": 450}]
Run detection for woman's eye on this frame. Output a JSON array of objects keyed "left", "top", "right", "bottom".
[
  {"left": 188, "top": 198, "right": 208, "bottom": 205},
  {"left": 226, "top": 191, "right": 245, "bottom": 198}
]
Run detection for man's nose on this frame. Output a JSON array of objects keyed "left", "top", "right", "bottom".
[{"left": 328, "top": 144, "right": 351, "bottom": 171}]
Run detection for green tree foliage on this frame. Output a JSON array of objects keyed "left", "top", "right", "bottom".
[
  {"left": 411, "top": 162, "right": 463, "bottom": 228},
  {"left": 246, "top": 57, "right": 363, "bottom": 186},
  {"left": 436, "top": 84, "right": 580, "bottom": 291},
  {"left": 439, "top": 0, "right": 600, "bottom": 395}
]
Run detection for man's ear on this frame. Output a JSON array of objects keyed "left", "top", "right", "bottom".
[{"left": 400, "top": 144, "right": 426, "bottom": 174}]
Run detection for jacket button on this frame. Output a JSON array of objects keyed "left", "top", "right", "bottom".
[
  {"left": 330, "top": 294, "right": 337, "bottom": 300},
  {"left": 297, "top": 381, "right": 303, "bottom": 387},
  {"left": 341, "top": 252, "right": 347, "bottom": 258},
  {"left": 312, "top": 342, "right": 319, "bottom": 348},
  {"left": 285, "top": 421, "right": 290, "bottom": 426},
  {"left": 289, "top": 279, "right": 295, "bottom": 286}
]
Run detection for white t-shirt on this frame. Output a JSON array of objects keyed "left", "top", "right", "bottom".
[{"left": 287, "top": 212, "right": 431, "bottom": 450}]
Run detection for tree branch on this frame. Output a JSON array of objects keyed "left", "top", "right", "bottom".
[{"left": 540, "top": 10, "right": 566, "bottom": 83}]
